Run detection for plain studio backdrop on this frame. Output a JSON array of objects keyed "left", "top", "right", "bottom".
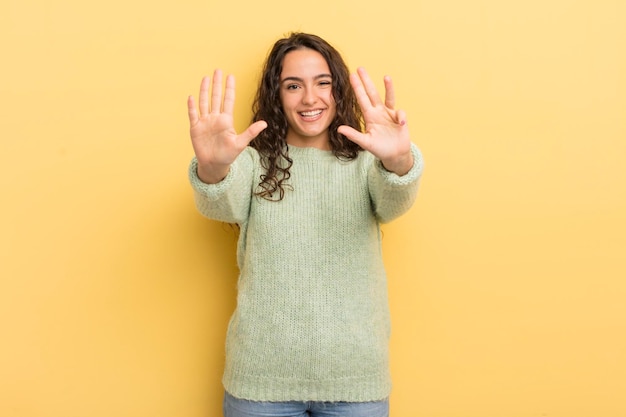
[{"left": 1, "top": 0, "right": 624, "bottom": 416}]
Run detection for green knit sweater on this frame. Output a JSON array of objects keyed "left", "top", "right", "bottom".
[{"left": 189, "top": 143, "right": 423, "bottom": 402}]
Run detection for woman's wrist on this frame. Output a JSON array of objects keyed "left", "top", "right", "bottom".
[
  {"left": 381, "top": 151, "right": 414, "bottom": 176},
  {"left": 197, "top": 162, "right": 230, "bottom": 184}
]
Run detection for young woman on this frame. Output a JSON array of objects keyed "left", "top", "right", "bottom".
[{"left": 187, "top": 32, "right": 424, "bottom": 417}]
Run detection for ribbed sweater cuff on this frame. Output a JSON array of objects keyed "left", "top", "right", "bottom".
[
  {"left": 375, "top": 142, "right": 424, "bottom": 186},
  {"left": 188, "top": 157, "right": 238, "bottom": 201}
]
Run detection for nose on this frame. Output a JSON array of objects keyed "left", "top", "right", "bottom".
[{"left": 301, "top": 87, "right": 317, "bottom": 105}]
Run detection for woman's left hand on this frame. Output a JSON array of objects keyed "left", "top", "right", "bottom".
[{"left": 338, "top": 67, "right": 414, "bottom": 175}]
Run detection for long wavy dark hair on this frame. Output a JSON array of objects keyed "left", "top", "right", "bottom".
[{"left": 249, "top": 32, "right": 363, "bottom": 201}]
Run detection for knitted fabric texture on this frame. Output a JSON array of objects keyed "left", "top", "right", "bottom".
[{"left": 189, "top": 143, "right": 423, "bottom": 402}]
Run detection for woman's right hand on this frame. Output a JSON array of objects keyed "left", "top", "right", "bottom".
[{"left": 187, "top": 69, "right": 267, "bottom": 184}]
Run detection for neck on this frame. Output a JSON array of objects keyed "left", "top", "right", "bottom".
[{"left": 286, "top": 132, "right": 331, "bottom": 150}]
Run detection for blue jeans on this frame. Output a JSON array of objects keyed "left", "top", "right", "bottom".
[{"left": 223, "top": 391, "right": 389, "bottom": 417}]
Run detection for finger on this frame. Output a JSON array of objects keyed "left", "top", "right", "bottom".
[
  {"left": 357, "top": 67, "right": 383, "bottom": 107},
  {"left": 198, "top": 76, "right": 210, "bottom": 116},
  {"left": 383, "top": 75, "right": 395, "bottom": 109},
  {"left": 239, "top": 120, "right": 268, "bottom": 146},
  {"left": 350, "top": 73, "right": 373, "bottom": 112},
  {"left": 210, "top": 69, "right": 223, "bottom": 114},
  {"left": 396, "top": 109, "right": 408, "bottom": 126},
  {"left": 223, "top": 74, "right": 236, "bottom": 115},
  {"left": 384, "top": 108, "right": 408, "bottom": 127},
  {"left": 187, "top": 95, "right": 199, "bottom": 126},
  {"left": 337, "top": 125, "right": 368, "bottom": 149}
]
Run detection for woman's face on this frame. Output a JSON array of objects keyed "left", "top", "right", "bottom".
[{"left": 279, "top": 48, "right": 337, "bottom": 149}]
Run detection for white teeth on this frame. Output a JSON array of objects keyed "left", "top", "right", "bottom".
[{"left": 300, "top": 110, "right": 322, "bottom": 117}]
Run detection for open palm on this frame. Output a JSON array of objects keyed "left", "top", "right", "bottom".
[
  {"left": 187, "top": 69, "right": 267, "bottom": 182},
  {"left": 338, "top": 67, "right": 413, "bottom": 175}
]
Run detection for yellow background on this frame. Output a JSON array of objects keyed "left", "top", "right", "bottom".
[{"left": 1, "top": 0, "right": 625, "bottom": 416}]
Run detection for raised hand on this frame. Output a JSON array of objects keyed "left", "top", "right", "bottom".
[
  {"left": 187, "top": 69, "right": 267, "bottom": 183},
  {"left": 337, "top": 67, "right": 413, "bottom": 175}
]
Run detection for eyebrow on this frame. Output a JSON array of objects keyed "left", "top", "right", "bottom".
[{"left": 280, "top": 74, "right": 332, "bottom": 84}]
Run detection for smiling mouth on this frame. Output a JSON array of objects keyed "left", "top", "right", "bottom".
[{"left": 299, "top": 109, "right": 323, "bottom": 118}]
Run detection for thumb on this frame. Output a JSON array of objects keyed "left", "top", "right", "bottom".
[
  {"left": 239, "top": 120, "right": 268, "bottom": 145},
  {"left": 337, "top": 125, "right": 367, "bottom": 148}
]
